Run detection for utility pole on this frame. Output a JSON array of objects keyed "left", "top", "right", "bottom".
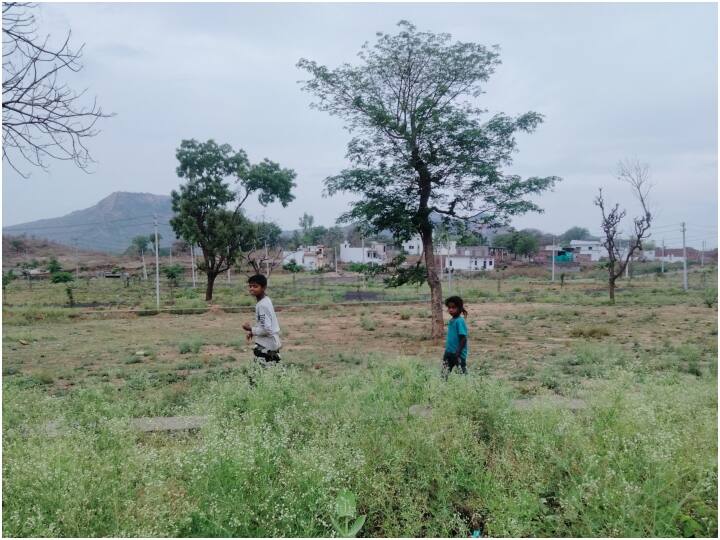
[
  {"left": 72, "top": 237, "right": 79, "bottom": 280},
  {"left": 154, "top": 215, "right": 160, "bottom": 309},
  {"left": 661, "top": 239, "right": 665, "bottom": 273},
  {"left": 264, "top": 240, "right": 269, "bottom": 276},
  {"left": 334, "top": 246, "right": 338, "bottom": 273},
  {"left": 551, "top": 236, "right": 555, "bottom": 282},
  {"left": 227, "top": 247, "right": 231, "bottom": 283},
  {"left": 701, "top": 240, "right": 705, "bottom": 267},
  {"left": 682, "top": 222, "right": 688, "bottom": 291},
  {"left": 190, "top": 245, "right": 197, "bottom": 288}
]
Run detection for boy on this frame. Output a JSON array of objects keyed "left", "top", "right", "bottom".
[{"left": 242, "top": 274, "right": 282, "bottom": 365}]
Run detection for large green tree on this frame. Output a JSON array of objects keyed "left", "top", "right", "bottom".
[
  {"left": 170, "top": 139, "right": 296, "bottom": 301},
  {"left": 559, "top": 226, "right": 595, "bottom": 244},
  {"left": 299, "top": 21, "right": 559, "bottom": 337}
]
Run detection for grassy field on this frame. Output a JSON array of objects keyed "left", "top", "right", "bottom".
[{"left": 2, "top": 268, "right": 718, "bottom": 536}]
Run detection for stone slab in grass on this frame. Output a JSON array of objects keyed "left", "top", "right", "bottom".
[
  {"left": 42, "top": 415, "right": 208, "bottom": 437},
  {"left": 408, "top": 404, "right": 433, "bottom": 418},
  {"left": 512, "top": 396, "right": 587, "bottom": 411},
  {"left": 131, "top": 415, "right": 208, "bottom": 433}
]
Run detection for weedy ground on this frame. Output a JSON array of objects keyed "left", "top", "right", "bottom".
[{"left": 2, "top": 269, "right": 717, "bottom": 537}]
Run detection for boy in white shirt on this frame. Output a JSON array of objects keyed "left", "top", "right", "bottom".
[{"left": 242, "top": 274, "right": 282, "bottom": 365}]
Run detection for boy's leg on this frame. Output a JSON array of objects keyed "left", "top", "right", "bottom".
[{"left": 460, "top": 355, "right": 467, "bottom": 375}]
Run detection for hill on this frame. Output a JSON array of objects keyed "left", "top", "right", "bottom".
[{"left": 2, "top": 192, "right": 178, "bottom": 253}]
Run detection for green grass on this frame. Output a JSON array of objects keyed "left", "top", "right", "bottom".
[{"left": 2, "top": 355, "right": 717, "bottom": 537}]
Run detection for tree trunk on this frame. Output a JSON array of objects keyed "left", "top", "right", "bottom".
[
  {"left": 205, "top": 272, "right": 217, "bottom": 301},
  {"left": 421, "top": 228, "right": 444, "bottom": 340}
]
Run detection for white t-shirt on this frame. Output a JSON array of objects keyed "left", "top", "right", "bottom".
[{"left": 252, "top": 296, "right": 281, "bottom": 351}]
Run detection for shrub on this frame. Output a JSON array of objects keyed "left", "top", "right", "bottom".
[
  {"left": 51, "top": 271, "right": 74, "bottom": 284},
  {"left": 570, "top": 325, "right": 610, "bottom": 338},
  {"left": 179, "top": 338, "right": 203, "bottom": 354},
  {"left": 360, "top": 316, "right": 376, "bottom": 331}
]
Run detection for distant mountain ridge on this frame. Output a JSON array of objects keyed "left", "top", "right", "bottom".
[{"left": 3, "top": 192, "right": 178, "bottom": 253}]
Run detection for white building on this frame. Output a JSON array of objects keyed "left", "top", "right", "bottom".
[
  {"left": 444, "top": 254, "right": 495, "bottom": 272},
  {"left": 282, "top": 245, "right": 326, "bottom": 270},
  {"left": 570, "top": 240, "right": 608, "bottom": 261},
  {"left": 402, "top": 235, "right": 423, "bottom": 255},
  {"left": 401, "top": 234, "right": 456, "bottom": 256},
  {"left": 443, "top": 246, "right": 495, "bottom": 272},
  {"left": 655, "top": 253, "right": 685, "bottom": 263},
  {"left": 339, "top": 241, "right": 388, "bottom": 264}
]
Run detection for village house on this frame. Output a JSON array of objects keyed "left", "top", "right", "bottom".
[
  {"left": 569, "top": 240, "right": 607, "bottom": 261},
  {"left": 401, "top": 234, "right": 456, "bottom": 256},
  {"left": 442, "top": 246, "right": 496, "bottom": 272},
  {"left": 338, "top": 241, "right": 388, "bottom": 264},
  {"left": 281, "top": 245, "right": 326, "bottom": 270}
]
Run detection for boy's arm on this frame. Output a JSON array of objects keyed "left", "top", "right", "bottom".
[{"left": 251, "top": 304, "right": 274, "bottom": 336}]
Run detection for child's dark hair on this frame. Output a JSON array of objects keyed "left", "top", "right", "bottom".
[
  {"left": 248, "top": 274, "right": 267, "bottom": 288},
  {"left": 445, "top": 295, "right": 468, "bottom": 317}
]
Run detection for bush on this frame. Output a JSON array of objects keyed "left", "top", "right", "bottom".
[
  {"left": 51, "top": 271, "right": 74, "bottom": 284},
  {"left": 179, "top": 338, "right": 203, "bottom": 354},
  {"left": 570, "top": 325, "right": 610, "bottom": 338}
]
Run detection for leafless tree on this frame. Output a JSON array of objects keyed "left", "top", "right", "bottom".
[
  {"left": 2, "top": 2, "right": 111, "bottom": 177},
  {"left": 242, "top": 247, "right": 284, "bottom": 277},
  {"left": 595, "top": 158, "right": 652, "bottom": 303}
]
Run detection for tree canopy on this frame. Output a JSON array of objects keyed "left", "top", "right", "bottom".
[
  {"left": 170, "top": 139, "right": 296, "bottom": 300},
  {"left": 298, "top": 21, "right": 559, "bottom": 337}
]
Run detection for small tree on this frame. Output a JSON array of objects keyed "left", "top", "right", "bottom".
[
  {"left": 595, "top": 158, "right": 652, "bottom": 303},
  {"left": 515, "top": 232, "right": 539, "bottom": 258},
  {"left": 149, "top": 233, "right": 162, "bottom": 253},
  {"left": 283, "top": 259, "right": 304, "bottom": 288},
  {"left": 171, "top": 139, "right": 296, "bottom": 301},
  {"left": 10, "top": 238, "right": 25, "bottom": 254},
  {"left": 131, "top": 235, "right": 149, "bottom": 280},
  {"left": 46, "top": 257, "right": 62, "bottom": 273},
  {"left": 2, "top": 271, "right": 17, "bottom": 302},
  {"left": 162, "top": 263, "right": 184, "bottom": 303}
]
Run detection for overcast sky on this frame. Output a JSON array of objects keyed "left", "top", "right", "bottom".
[{"left": 2, "top": 2, "right": 717, "bottom": 248}]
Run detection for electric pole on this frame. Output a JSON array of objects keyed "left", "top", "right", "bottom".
[
  {"left": 551, "top": 236, "right": 555, "bottom": 282},
  {"left": 154, "top": 215, "right": 160, "bottom": 309},
  {"left": 190, "top": 245, "right": 196, "bottom": 288},
  {"left": 701, "top": 240, "right": 705, "bottom": 267},
  {"left": 72, "top": 237, "right": 79, "bottom": 279},
  {"left": 661, "top": 239, "right": 665, "bottom": 273},
  {"left": 682, "top": 222, "right": 688, "bottom": 291}
]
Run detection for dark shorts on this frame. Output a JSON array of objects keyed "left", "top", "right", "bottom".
[{"left": 253, "top": 345, "right": 281, "bottom": 365}]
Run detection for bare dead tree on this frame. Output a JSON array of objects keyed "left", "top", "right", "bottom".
[
  {"left": 594, "top": 158, "right": 652, "bottom": 303},
  {"left": 243, "top": 247, "right": 284, "bottom": 277},
  {"left": 2, "top": 2, "right": 111, "bottom": 177}
]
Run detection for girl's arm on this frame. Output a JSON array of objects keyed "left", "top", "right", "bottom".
[{"left": 456, "top": 335, "right": 467, "bottom": 358}]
